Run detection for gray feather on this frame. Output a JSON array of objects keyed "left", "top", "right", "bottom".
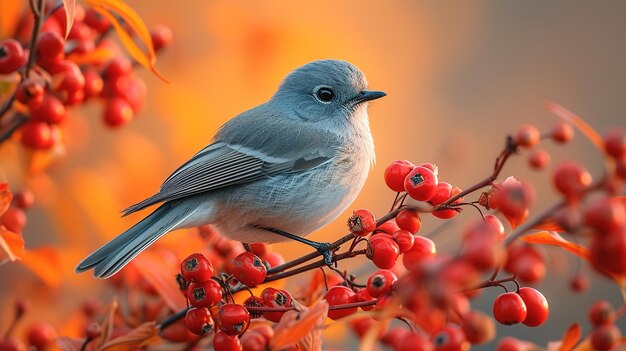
[{"left": 77, "top": 200, "right": 194, "bottom": 278}]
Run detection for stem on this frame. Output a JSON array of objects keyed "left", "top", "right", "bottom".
[
  {"left": 463, "top": 275, "right": 518, "bottom": 293},
  {"left": 25, "top": 0, "right": 46, "bottom": 76},
  {"left": 439, "top": 135, "right": 517, "bottom": 207},
  {"left": 246, "top": 299, "right": 377, "bottom": 313},
  {"left": 159, "top": 308, "right": 189, "bottom": 331},
  {"left": 266, "top": 205, "right": 428, "bottom": 276},
  {"left": 0, "top": 114, "right": 28, "bottom": 143},
  {"left": 264, "top": 249, "right": 367, "bottom": 283},
  {"left": 503, "top": 200, "right": 565, "bottom": 247}
]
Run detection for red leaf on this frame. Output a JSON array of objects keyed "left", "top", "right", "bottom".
[
  {"left": 62, "top": 0, "right": 76, "bottom": 39},
  {"left": 532, "top": 219, "right": 564, "bottom": 232},
  {"left": 0, "top": 226, "right": 25, "bottom": 263},
  {"left": 20, "top": 246, "right": 62, "bottom": 288},
  {"left": 97, "top": 322, "right": 160, "bottom": 351},
  {"left": 0, "top": 183, "right": 12, "bottom": 216},
  {"left": 521, "top": 231, "right": 589, "bottom": 259},
  {"left": 270, "top": 300, "right": 328, "bottom": 351},
  {"left": 559, "top": 323, "right": 581, "bottom": 351},
  {"left": 132, "top": 251, "right": 187, "bottom": 311}
]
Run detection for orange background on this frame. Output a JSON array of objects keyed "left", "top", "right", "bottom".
[{"left": 1, "top": 1, "right": 626, "bottom": 349}]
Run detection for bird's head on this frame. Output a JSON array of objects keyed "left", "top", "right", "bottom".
[{"left": 271, "top": 60, "right": 386, "bottom": 129}]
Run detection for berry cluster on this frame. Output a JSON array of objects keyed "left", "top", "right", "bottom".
[
  {"left": 0, "top": 0, "right": 172, "bottom": 152},
  {"left": 0, "top": 299, "right": 58, "bottom": 351}
]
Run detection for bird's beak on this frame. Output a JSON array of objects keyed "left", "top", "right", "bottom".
[{"left": 349, "top": 90, "right": 386, "bottom": 106}]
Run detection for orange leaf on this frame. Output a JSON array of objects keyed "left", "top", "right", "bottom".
[
  {"left": 0, "top": 227, "right": 24, "bottom": 263},
  {"left": 98, "top": 299, "right": 118, "bottom": 348},
  {"left": 559, "top": 323, "right": 581, "bottom": 351},
  {"left": 520, "top": 231, "right": 589, "bottom": 259},
  {"left": 270, "top": 300, "right": 328, "bottom": 351},
  {"left": 132, "top": 251, "right": 187, "bottom": 311},
  {"left": 85, "top": 0, "right": 167, "bottom": 82},
  {"left": 532, "top": 219, "right": 564, "bottom": 232},
  {"left": 0, "top": 183, "right": 12, "bottom": 216},
  {"left": 67, "top": 45, "right": 116, "bottom": 65},
  {"left": 62, "top": 0, "right": 76, "bottom": 39},
  {"left": 98, "top": 322, "right": 160, "bottom": 351},
  {"left": 545, "top": 103, "right": 604, "bottom": 152},
  {"left": 20, "top": 246, "right": 62, "bottom": 288}
]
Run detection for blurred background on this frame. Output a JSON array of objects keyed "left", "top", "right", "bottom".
[{"left": 1, "top": 0, "right": 626, "bottom": 349}]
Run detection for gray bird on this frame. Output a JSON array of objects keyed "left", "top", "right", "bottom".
[{"left": 76, "top": 59, "right": 386, "bottom": 278}]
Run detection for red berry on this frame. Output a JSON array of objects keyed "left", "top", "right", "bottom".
[
  {"left": 591, "top": 324, "right": 621, "bottom": 351},
  {"left": 384, "top": 160, "right": 414, "bottom": 192},
  {"left": 251, "top": 325, "right": 274, "bottom": 345},
  {"left": 29, "top": 94, "right": 66, "bottom": 124},
  {"left": 583, "top": 195, "right": 626, "bottom": 232},
  {"left": 15, "top": 79, "right": 45, "bottom": 105},
  {"left": 150, "top": 24, "right": 173, "bottom": 52},
  {"left": 104, "top": 98, "right": 133, "bottom": 128},
  {"left": 393, "top": 229, "right": 415, "bottom": 253},
  {"left": 218, "top": 304, "right": 250, "bottom": 336},
  {"left": 402, "top": 236, "right": 436, "bottom": 271},
  {"left": 0, "top": 338, "right": 26, "bottom": 351},
  {"left": 187, "top": 279, "right": 222, "bottom": 308},
  {"left": 461, "top": 310, "right": 495, "bottom": 345},
  {"left": 232, "top": 252, "right": 266, "bottom": 287},
  {"left": 355, "top": 288, "right": 375, "bottom": 311},
  {"left": 82, "top": 69, "right": 104, "bottom": 99},
  {"left": 366, "top": 269, "right": 397, "bottom": 298},
  {"left": 20, "top": 121, "right": 54, "bottom": 150},
  {"left": 462, "top": 221, "right": 505, "bottom": 271},
  {"left": 492, "top": 292, "right": 527, "bottom": 325},
  {"left": 26, "top": 323, "right": 57, "bottom": 351},
  {"left": 569, "top": 274, "right": 589, "bottom": 292},
  {"left": 36, "top": 31, "right": 64, "bottom": 60},
  {"left": 213, "top": 330, "right": 242, "bottom": 351},
  {"left": 396, "top": 332, "right": 434, "bottom": 351},
  {"left": 484, "top": 214, "right": 505, "bottom": 239},
  {"left": 504, "top": 245, "right": 546, "bottom": 284},
  {"left": 517, "top": 287, "right": 548, "bottom": 327},
  {"left": 248, "top": 243, "right": 267, "bottom": 257},
  {"left": 84, "top": 9, "right": 111, "bottom": 33},
  {"left": 493, "top": 177, "right": 535, "bottom": 224},
  {"left": 369, "top": 234, "right": 400, "bottom": 269},
  {"left": 49, "top": 60, "right": 85, "bottom": 105},
  {"left": 0, "top": 39, "right": 25, "bottom": 74},
  {"left": 551, "top": 122, "right": 574, "bottom": 143},
  {"left": 262, "top": 251, "right": 285, "bottom": 269},
  {"left": 429, "top": 182, "right": 459, "bottom": 219},
  {"left": 348, "top": 209, "right": 376, "bottom": 236},
  {"left": 515, "top": 124, "right": 540, "bottom": 148},
  {"left": 604, "top": 128, "right": 626, "bottom": 159},
  {"left": 260, "top": 288, "right": 292, "bottom": 322},
  {"left": 552, "top": 161, "right": 592, "bottom": 199},
  {"left": 590, "top": 230, "right": 626, "bottom": 276},
  {"left": 181, "top": 253, "right": 213, "bottom": 283},
  {"left": 395, "top": 210, "right": 421, "bottom": 233},
  {"left": 496, "top": 337, "right": 528, "bottom": 351},
  {"left": 104, "top": 57, "right": 132, "bottom": 79},
  {"left": 324, "top": 286, "right": 358, "bottom": 320},
  {"left": 242, "top": 296, "right": 264, "bottom": 319},
  {"left": 404, "top": 166, "right": 438, "bottom": 201},
  {"left": 240, "top": 330, "right": 267, "bottom": 351},
  {"left": 1, "top": 207, "right": 26, "bottom": 233},
  {"left": 528, "top": 149, "right": 550, "bottom": 170},
  {"left": 431, "top": 324, "right": 469, "bottom": 351},
  {"left": 375, "top": 219, "right": 400, "bottom": 235},
  {"left": 185, "top": 307, "right": 214, "bottom": 336},
  {"left": 588, "top": 300, "right": 616, "bottom": 326}
]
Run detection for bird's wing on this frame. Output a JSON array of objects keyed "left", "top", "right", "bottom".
[{"left": 121, "top": 141, "right": 332, "bottom": 216}]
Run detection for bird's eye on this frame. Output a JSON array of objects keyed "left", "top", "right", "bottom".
[{"left": 315, "top": 87, "right": 335, "bottom": 103}]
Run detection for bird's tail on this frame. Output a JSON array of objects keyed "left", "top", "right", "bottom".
[{"left": 75, "top": 200, "right": 194, "bottom": 279}]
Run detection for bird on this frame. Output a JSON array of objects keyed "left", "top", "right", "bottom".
[{"left": 75, "top": 59, "right": 386, "bottom": 278}]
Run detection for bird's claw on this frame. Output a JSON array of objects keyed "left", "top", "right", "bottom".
[{"left": 315, "top": 242, "right": 333, "bottom": 266}]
